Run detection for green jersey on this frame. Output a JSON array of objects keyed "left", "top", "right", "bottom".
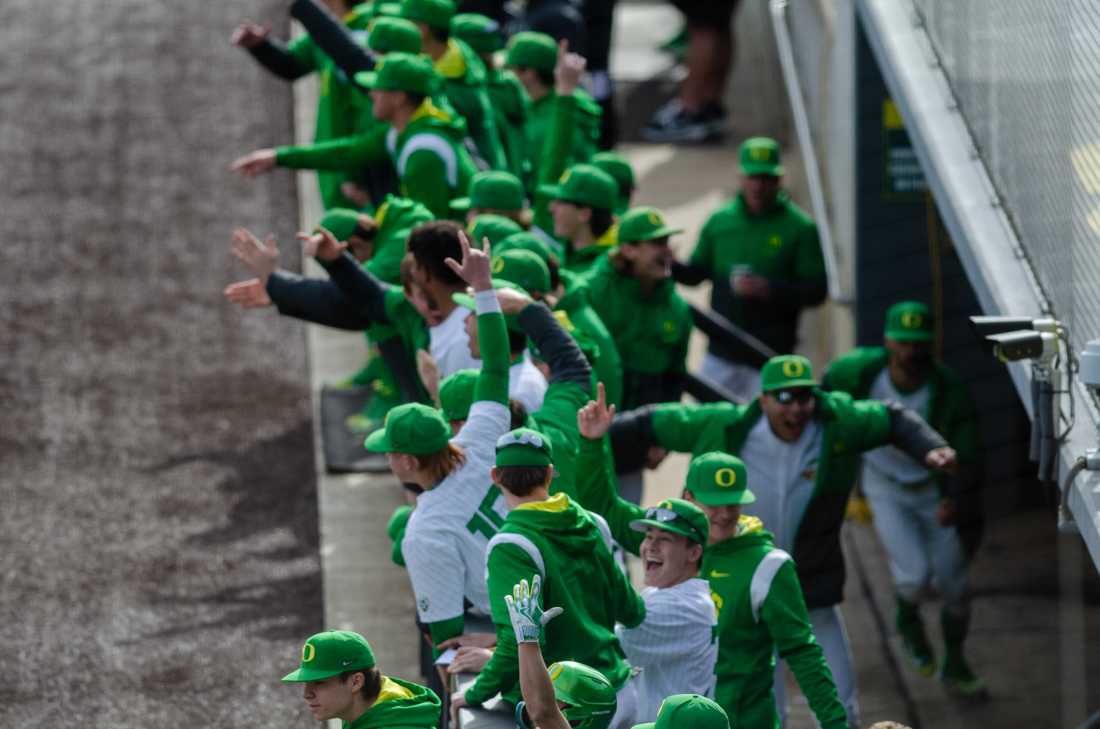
[
  {"left": 465, "top": 493, "right": 645, "bottom": 706},
  {"left": 486, "top": 67, "right": 531, "bottom": 182}
]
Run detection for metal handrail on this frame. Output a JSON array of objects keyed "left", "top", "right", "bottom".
[{"left": 769, "top": 0, "right": 851, "bottom": 305}]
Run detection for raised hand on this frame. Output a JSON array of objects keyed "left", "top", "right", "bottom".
[
  {"left": 224, "top": 278, "right": 273, "bottom": 309},
  {"left": 297, "top": 226, "right": 348, "bottom": 262},
  {"left": 504, "top": 574, "right": 563, "bottom": 644},
  {"left": 444, "top": 231, "right": 493, "bottom": 292},
  {"left": 229, "top": 149, "right": 277, "bottom": 177},
  {"left": 554, "top": 38, "right": 587, "bottom": 96},
  {"left": 925, "top": 446, "right": 958, "bottom": 475},
  {"left": 231, "top": 22, "right": 271, "bottom": 49},
  {"left": 577, "top": 382, "right": 616, "bottom": 440},
  {"left": 230, "top": 227, "right": 279, "bottom": 282}
]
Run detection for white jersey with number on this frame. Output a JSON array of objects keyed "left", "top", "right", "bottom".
[
  {"left": 616, "top": 577, "right": 718, "bottom": 722},
  {"left": 740, "top": 418, "right": 822, "bottom": 553}
]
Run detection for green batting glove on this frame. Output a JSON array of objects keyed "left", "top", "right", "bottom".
[{"left": 504, "top": 574, "right": 563, "bottom": 643}]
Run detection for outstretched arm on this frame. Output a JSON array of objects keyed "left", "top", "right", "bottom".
[
  {"left": 509, "top": 576, "right": 570, "bottom": 729},
  {"left": 289, "top": 0, "right": 373, "bottom": 78},
  {"left": 231, "top": 23, "right": 314, "bottom": 80},
  {"left": 302, "top": 227, "right": 393, "bottom": 325}
]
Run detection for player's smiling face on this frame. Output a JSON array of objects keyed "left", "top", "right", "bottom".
[{"left": 640, "top": 527, "right": 702, "bottom": 588}]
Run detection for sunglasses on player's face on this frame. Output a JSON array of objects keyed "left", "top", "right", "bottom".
[{"left": 773, "top": 387, "right": 814, "bottom": 405}]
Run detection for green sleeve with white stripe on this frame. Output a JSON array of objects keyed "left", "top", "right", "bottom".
[
  {"left": 761, "top": 560, "right": 849, "bottom": 729},
  {"left": 465, "top": 542, "right": 540, "bottom": 705},
  {"left": 275, "top": 127, "right": 387, "bottom": 172}
]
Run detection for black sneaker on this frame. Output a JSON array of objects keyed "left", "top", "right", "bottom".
[{"left": 642, "top": 99, "right": 726, "bottom": 143}]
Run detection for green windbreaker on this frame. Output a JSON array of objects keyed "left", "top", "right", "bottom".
[
  {"left": 434, "top": 38, "right": 507, "bottom": 171},
  {"left": 487, "top": 67, "right": 530, "bottom": 181}
]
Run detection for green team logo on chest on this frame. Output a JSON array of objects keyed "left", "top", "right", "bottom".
[{"left": 466, "top": 485, "right": 506, "bottom": 539}]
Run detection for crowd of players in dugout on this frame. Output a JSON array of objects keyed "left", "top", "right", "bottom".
[{"left": 222, "top": 1, "right": 989, "bottom": 727}]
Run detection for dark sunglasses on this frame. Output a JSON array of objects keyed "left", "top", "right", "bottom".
[{"left": 773, "top": 388, "right": 815, "bottom": 405}]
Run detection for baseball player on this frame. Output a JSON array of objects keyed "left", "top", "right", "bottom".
[
  {"left": 539, "top": 164, "right": 620, "bottom": 274},
  {"left": 674, "top": 138, "right": 827, "bottom": 402},
  {"left": 823, "top": 301, "right": 985, "bottom": 695},
  {"left": 362, "top": 230, "right": 510, "bottom": 646},
  {"left": 608, "top": 354, "right": 958, "bottom": 725},
  {"left": 573, "top": 390, "right": 848, "bottom": 728},
  {"left": 451, "top": 171, "right": 531, "bottom": 227},
  {"left": 281, "top": 630, "right": 441, "bottom": 727},
  {"left": 631, "top": 694, "right": 730, "bottom": 729},
  {"left": 505, "top": 575, "right": 619, "bottom": 729},
  {"left": 455, "top": 427, "right": 646, "bottom": 729}
]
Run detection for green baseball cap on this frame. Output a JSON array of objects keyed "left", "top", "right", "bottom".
[
  {"left": 468, "top": 213, "right": 524, "bottom": 247},
  {"left": 617, "top": 206, "right": 683, "bottom": 245},
  {"left": 491, "top": 249, "right": 550, "bottom": 294},
  {"left": 632, "top": 694, "right": 730, "bottom": 729},
  {"left": 759, "top": 354, "right": 817, "bottom": 392},
  {"left": 884, "top": 301, "right": 933, "bottom": 342},
  {"left": 451, "top": 13, "right": 503, "bottom": 54},
  {"left": 496, "top": 231, "right": 558, "bottom": 268},
  {"left": 363, "top": 402, "right": 452, "bottom": 454},
  {"left": 591, "top": 151, "right": 635, "bottom": 214},
  {"left": 367, "top": 16, "right": 422, "bottom": 54},
  {"left": 354, "top": 52, "right": 437, "bottom": 96},
  {"left": 739, "top": 136, "right": 783, "bottom": 177},
  {"left": 505, "top": 31, "right": 558, "bottom": 73},
  {"left": 438, "top": 368, "right": 478, "bottom": 422},
  {"left": 685, "top": 452, "right": 755, "bottom": 507},
  {"left": 451, "top": 170, "right": 526, "bottom": 214},
  {"left": 629, "top": 497, "right": 709, "bottom": 546},
  {"left": 538, "top": 164, "right": 617, "bottom": 211},
  {"left": 400, "top": 0, "right": 454, "bottom": 29},
  {"left": 496, "top": 427, "right": 555, "bottom": 468},
  {"left": 281, "top": 631, "right": 376, "bottom": 683},
  {"left": 317, "top": 208, "right": 362, "bottom": 241}
]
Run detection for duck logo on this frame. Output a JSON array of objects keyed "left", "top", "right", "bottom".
[
  {"left": 301, "top": 643, "right": 316, "bottom": 663},
  {"left": 781, "top": 359, "right": 806, "bottom": 378},
  {"left": 714, "top": 468, "right": 738, "bottom": 488},
  {"left": 901, "top": 311, "right": 924, "bottom": 329},
  {"left": 491, "top": 256, "right": 505, "bottom": 274}
]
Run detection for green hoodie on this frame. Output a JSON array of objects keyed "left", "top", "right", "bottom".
[
  {"left": 582, "top": 254, "right": 691, "bottom": 410},
  {"left": 649, "top": 392, "right": 895, "bottom": 608},
  {"left": 286, "top": 4, "right": 377, "bottom": 210},
  {"left": 486, "top": 66, "right": 531, "bottom": 181},
  {"left": 435, "top": 38, "right": 507, "bottom": 171},
  {"left": 275, "top": 99, "right": 479, "bottom": 219},
  {"left": 347, "top": 675, "right": 441, "bottom": 729},
  {"left": 704, "top": 518, "right": 848, "bottom": 729},
  {"left": 465, "top": 493, "right": 645, "bottom": 706},
  {"left": 525, "top": 89, "right": 601, "bottom": 195}
]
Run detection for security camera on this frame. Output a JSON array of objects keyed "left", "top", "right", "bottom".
[
  {"left": 969, "top": 316, "right": 1038, "bottom": 338},
  {"left": 986, "top": 330, "right": 1056, "bottom": 363}
]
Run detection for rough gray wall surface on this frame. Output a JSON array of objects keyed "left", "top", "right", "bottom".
[{"left": 0, "top": 1, "right": 322, "bottom": 725}]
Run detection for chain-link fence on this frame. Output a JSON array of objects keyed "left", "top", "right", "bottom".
[{"left": 913, "top": 0, "right": 1100, "bottom": 356}]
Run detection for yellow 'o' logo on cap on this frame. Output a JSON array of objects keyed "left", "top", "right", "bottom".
[
  {"left": 750, "top": 146, "right": 770, "bottom": 161},
  {"left": 559, "top": 170, "right": 572, "bottom": 184},
  {"left": 302, "top": 643, "right": 316, "bottom": 663},
  {"left": 901, "top": 312, "right": 923, "bottom": 329},
  {"left": 768, "top": 234, "right": 783, "bottom": 247},
  {"left": 714, "top": 467, "right": 738, "bottom": 487},
  {"left": 782, "top": 359, "right": 805, "bottom": 378},
  {"left": 491, "top": 256, "right": 505, "bottom": 273},
  {"left": 548, "top": 664, "right": 564, "bottom": 681},
  {"left": 647, "top": 210, "right": 663, "bottom": 226}
]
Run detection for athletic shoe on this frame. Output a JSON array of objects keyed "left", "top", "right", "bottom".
[
  {"left": 641, "top": 99, "right": 726, "bottom": 144},
  {"left": 939, "top": 656, "right": 988, "bottom": 698}
]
